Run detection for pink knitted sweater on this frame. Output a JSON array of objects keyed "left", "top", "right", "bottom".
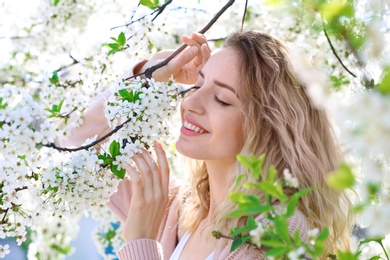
[{"left": 107, "top": 177, "right": 310, "bottom": 260}]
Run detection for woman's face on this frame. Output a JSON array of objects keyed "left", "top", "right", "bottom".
[{"left": 176, "top": 47, "right": 245, "bottom": 165}]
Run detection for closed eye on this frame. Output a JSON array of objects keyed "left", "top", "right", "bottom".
[{"left": 214, "top": 96, "right": 230, "bottom": 107}]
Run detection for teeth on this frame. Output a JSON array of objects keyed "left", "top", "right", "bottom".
[{"left": 184, "top": 120, "right": 205, "bottom": 133}]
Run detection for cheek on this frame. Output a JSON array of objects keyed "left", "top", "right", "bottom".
[{"left": 225, "top": 116, "right": 246, "bottom": 151}]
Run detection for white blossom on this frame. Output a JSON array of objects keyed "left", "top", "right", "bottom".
[
  {"left": 249, "top": 222, "right": 265, "bottom": 247},
  {"left": 283, "top": 169, "right": 299, "bottom": 188},
  {"left": 287, "top": 246, "right": 306, "bottom": 260},
  {"left": 0, "top": 245, "right": 10, "bottom": 258}
]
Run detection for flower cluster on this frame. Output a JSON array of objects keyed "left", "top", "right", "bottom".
[
  {"left": 27, "top": 212, "right": 80, "bottom": 259},
  {"left": 0, "top": 85, "right": 57, "bottom": 246},
  {"left": 35, "top": 148, "right": 121, "bottom": 217},
  {"left": 331, "top": 91, "right": 390, "bottom": 237},
  {"left": 103, "top": 77, "right": 181, "bottom": 173}
]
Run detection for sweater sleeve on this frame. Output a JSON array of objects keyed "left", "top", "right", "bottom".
[{"left": 117, "top": 238, "right": 164, "bottom": 260}]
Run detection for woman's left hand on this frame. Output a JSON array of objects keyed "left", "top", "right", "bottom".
[{"left": 123, "top": 142, "right": 170, "bottom": 242}]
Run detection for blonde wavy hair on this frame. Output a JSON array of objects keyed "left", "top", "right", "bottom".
[{"left": 179, "top": 31, "right": 353, "bottom": 257}]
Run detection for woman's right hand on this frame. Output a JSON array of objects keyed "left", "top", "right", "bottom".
[
  {"left": 139, "top": 32, "right": 211, "bottom": 84},
  {"left": 122, "top": 142, "right": 170, "bottom": 242}
]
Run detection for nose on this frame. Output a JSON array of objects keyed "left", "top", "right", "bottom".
[{"left": 180, "top": 87, "right": 206, "bottom": 115}]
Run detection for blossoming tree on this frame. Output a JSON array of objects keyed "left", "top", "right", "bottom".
[{"left": 0, "top": 0, "right": 389, "bottom": 259}]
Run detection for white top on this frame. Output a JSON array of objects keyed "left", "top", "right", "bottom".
[{"left": 169, "top": 231, "right": 215, "bottom": 260}]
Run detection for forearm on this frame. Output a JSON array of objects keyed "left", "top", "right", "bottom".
[{"left": 59, "top": 89, "right": 112, "bottom": 147}]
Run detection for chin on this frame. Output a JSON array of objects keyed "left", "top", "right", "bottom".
[{"left": 175, "top": 140, "right": 204, "bottom": 160}]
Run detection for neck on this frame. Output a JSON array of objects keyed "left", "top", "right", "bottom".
[{"left": 204, "top": 159, "right": 236, "bottom": 217}]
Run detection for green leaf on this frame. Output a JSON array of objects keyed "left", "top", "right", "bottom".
[
  {"left": 53, "top": 0, "right": 60, "bottom": 7},
  {"left": 118, "top": 89, "right": 130, "bottom": 98},
  {"left": 50, "top": 244, "right": 71, "bottom": 254},
  {"left": 234, "top": 174, "right": 246, "bottom": 188},
  {"left": 98, "top": 154, "right": 112, "bottom": 166},
  {"left": 109, "top": 140, "right": 121, "bottom": 158},
  {"left": 260, "top": 239, "right": 285, "bottom": 248},
  {"left": 285, "top": 188, "right": 312, "bottom": 217},
  {"left": 0, "top": 97, "right": 8, "bottom": 110},
  {"left": 264, "top": 247, "right": 290, "bottom": 257},
  {"left": 50, "top": 71, "right": 59, "bottom": 84},
  {"left": 320, "top": 1, "right": 354, "bottom": 23},
  {"left": 259, "top": 182, "right": 284, "bottom": 200},
  {"left": 316, "top": 228, "right": 329, "bottom": 242},
  {"left": 118, "top": 32, "right": 126, "bottom": 46},
  {"left": 326, "top": 163, "right": 355, "bottom": 190},
  {"left": 237, "top": 154, "right": 252, "bottom": 169},
  {"left": 230, "top": 216, "right": 257, "bottom": 237},
  {"left": 237, "top": 154, "right": 265, "bottom": 180},
  {"left": 51, "top": 104, "right": 59, "bottom": 112},
  {"left": 230, "top": 235, "right": 250, "bottom": 252},
  {"left": 227, "top": 204, "right": 273, "bottom": 218},
  {"left": 108, "top": 43, "right": 119, "bottom": 49},
  {"left": 110, "top": 163, "right": 126, "bottom": 179},
  {"left": 358, "top": 236, "right": 383, "bottom": 247},
  {"left": 139, "top": 0, "right": 159, "bottom": 9},
  {"left": 267, "top": 165, "right": 277, "bottom": 183},
  {"left": 273, "top": 215, "right": 291, "bottom": 243},
  {"left": 378, "top": 67, "right": 390, "bottom": 95},
  {"left": 337, "top": 249, "right": 358, "bottom": 260},
  {"left": 57, "top": 98, "right": 65, "bottom": 112}
]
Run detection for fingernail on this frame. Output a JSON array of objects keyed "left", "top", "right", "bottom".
[{"left": 154, "top": 141, "right": 162, "bottom": 149}]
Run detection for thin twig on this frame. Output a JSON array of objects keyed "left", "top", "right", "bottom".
[
  {"left": 110, "top": 0, "right": 173, "bottom": 31},
  {"left": 44, "top": 117, "right": 132, "bottom": 152},
  {"left": 126, "top": 0, "right": 235, "bottom": 80},
  {"left": 1, "top": 208, "right": 8, "bottom": 224},
  {"left": 56, "top": 57, "right": 80, "bottom": 73},
  {"left": 241, "top": 0, "right": 249, "bottom": 31},
  {"left": 321, "top": 18, "right": 357, "bottom": 78},
  {"left": 151, "top": 0, "right": 173, "bottom": 22}
]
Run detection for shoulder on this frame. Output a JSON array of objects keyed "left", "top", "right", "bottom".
[
  {"left": 287, "top": 208, "right": 310, "bottom": 241},
  {"left": 255, "top": 207, "right": 310, "bottom": 240}
]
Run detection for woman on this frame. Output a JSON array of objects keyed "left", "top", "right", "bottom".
[{"left": 64, "top": 31, "right": 352, "bottom": 259}]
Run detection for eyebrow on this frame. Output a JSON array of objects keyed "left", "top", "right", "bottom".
[{"left": 199, "top": 70, "right": 236, "bottom": 95}]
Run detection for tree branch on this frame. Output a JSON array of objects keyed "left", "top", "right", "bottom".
[
  {"left": 241, "top": 0, "right": 249, "bottom": 31},
  {"left": 110, "top": 0, "right": 173, "bottom": 31},
  {"left": 43, "top": 117, "right": 132, "bottom": 152},
  {"left": 322, "top": 18, "right": 357, "bottom": 78},
  {"left": 55, "top": 54, "right": 80, "bottom": 73},
  {"left": 126, "top": 0, "right": 235, "bottom": 80},
  {"left": 1, "top": 208, "right": 8, "bottom": 224},
  {"left": 151, "top": 0, "right": 173, "bottom": 22}
]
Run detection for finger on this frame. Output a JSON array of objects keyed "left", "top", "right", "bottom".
[
  {"left": 132, "top": 153, "right": 153, "bottom": 193},
  {"left": 138, "top": 148, "right": 161, "bottom": 194},
  {"left": 200, "top": 43, "right": 211, "bottom": 66},
  {"left": 181, "top": 34, "right": 204, "bottom": 67},
  {"left": 154, "top": 141, "right": 170, "bottom": 194},
  {"left": 124, "top": 163, "right": 143, "bottom": 197},
  {"left": 182, "top": 34, "right": 202, "bottom": 49},
  {"left": 191, "top": 32, "right": 209, "bottom": 48},
  {"left": 167, "top": 45, "right": 198, "bottom": 73}
]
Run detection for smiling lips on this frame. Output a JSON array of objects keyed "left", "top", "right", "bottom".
[{"left": 183, "top": 120, "right": 206, "bottom": 133}]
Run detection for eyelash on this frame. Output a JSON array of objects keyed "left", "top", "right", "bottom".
[
  {"left": 179, "top": 85, "right": 230, "bottom": 107},
  {"left": 214, "top": 96, "right": 230, "bottom": 107}
]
